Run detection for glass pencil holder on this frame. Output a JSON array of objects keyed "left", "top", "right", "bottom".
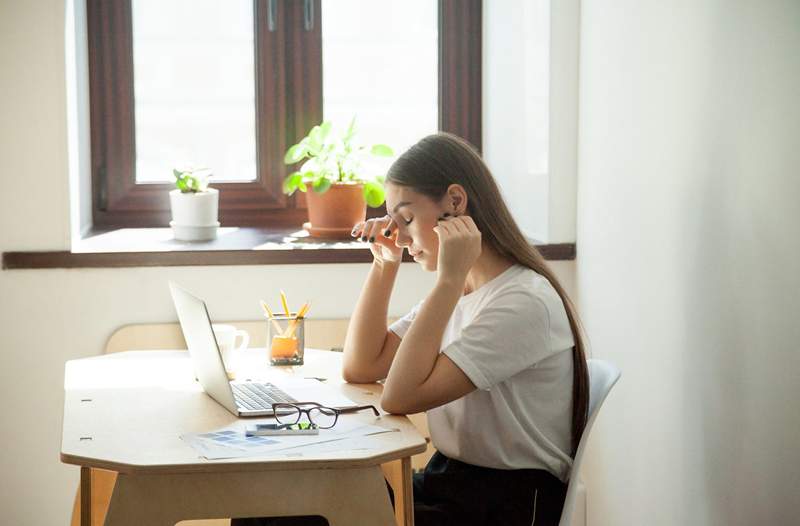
[{"left": 267, "top": 313, "right": 305, "bottom": 366}]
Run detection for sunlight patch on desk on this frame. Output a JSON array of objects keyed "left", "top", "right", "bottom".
[{"left": 65, "top": 350, "right": 204, "bottom": 390}]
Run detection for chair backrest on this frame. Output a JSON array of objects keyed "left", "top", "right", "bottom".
[{"left": 558, "top": 359, "right": 621, "bottom": 526}]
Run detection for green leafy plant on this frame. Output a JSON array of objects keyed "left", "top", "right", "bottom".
[
  {"left": 282, "top": 118, "right": 394, "bottom": 207},
  {"left": 173, "top": 167, "right": 211, "bottom": 193}
]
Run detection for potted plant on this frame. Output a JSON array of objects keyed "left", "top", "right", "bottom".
[
  {"left": 169, "top": 167, "right": 219, "bottom": 241},
  {"left": 283, "top": 118, "right": 394, "bottom": 238}
]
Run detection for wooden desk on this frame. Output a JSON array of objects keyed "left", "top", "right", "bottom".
[{"left": 61, "top": 349, "right": 426, "bottom": 526}]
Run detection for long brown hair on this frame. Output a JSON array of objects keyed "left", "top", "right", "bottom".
[{"left": 387, "top": 132, "right": 589, "bottom": 456}]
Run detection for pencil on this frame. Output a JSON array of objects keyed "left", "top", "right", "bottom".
[
  {"left": 260, "top": 300, "right": 284, "bottom": 335},
  {"left": 284, "top": 302, "right": 311, "bottom": 338},
  {"left": 280, "top": 290, "right": 291, "bottom": 317},
  {"left": 298, "top": 301, "right": 311, "bottom": 318}
]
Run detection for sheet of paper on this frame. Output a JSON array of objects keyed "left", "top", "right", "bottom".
[
  {"left": 271, "top": 435, "right": 391, "bottom": 457},
  {"left": 181, "top": 417, "right": 399, "bottom": 460}
]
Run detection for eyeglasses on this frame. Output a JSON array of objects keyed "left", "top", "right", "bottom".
[{"left": 272, "top": 402, "right": 380, "bottom": 429}]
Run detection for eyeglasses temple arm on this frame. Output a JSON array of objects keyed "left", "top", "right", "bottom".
[{"left": 337, "top": 405, "right": 380, "bottom": 416}]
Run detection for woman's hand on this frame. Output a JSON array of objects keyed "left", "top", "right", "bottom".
[
  {"left": 434, "top": 215, "right": 482, "bottom": 287},
  {"left": 351, "top": 215, "right": 404, "bottom": 265}
]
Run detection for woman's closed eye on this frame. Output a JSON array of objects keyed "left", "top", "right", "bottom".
[{"left": 402, "top": 217, "right": 413, "bottom": 226}]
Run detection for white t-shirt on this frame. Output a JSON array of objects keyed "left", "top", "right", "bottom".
[{"left": 389, "top": 264, "right": 575, "bottom": 481}]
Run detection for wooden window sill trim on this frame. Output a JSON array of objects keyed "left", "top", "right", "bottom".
[{"left": 2, "top": 227, "right": 576, "bottom": 269}]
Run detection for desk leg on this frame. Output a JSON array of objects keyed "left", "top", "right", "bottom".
[
  {"left": 381, "top": 457, "right": 414, "bottom": 526},
  {"left": 104, "top": 466, "right": 396, "bottom": 526},
  {"left": 80, "top": 467, "right": 91, "bottom": 526}
]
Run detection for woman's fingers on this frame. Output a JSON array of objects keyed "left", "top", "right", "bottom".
[
  {"left": 438, "top": 215, "right": 476, "bottom": 236},
  {"left": 459, "top": 215, "right": 479, "bottom": 233},
  {"left": 354, "top": 216, "right": 386, "bottom": 243},
  {"left": 446, "top": 217, "right": 466, "bottom": 235},
  {"left": 381, "top": 216, "right": 396, "bottom": 238},
  {"left": 434, "top": 218, "right": 452, "bottom": 238},
  {"left": 435, "top": 215, "right": 482, "bottom": 283},
  {"left": 351, "top": 221, "right": 368, "bottom": 241},
  {"left": 353, "top": 216, "right": 395, "bottom": 243},
  {"left": 370, "top": 216, "right": 388, "bottom": 242},
  {"left": 366, "top": 219, "right": 383, "bottom": 242}
]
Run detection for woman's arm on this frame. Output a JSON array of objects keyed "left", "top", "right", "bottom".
[
  {"left": 342, "top": 216, "right": 404, "bottom": 383},
  {"left": 381, "top": 216, "right": 481, "bottom": 414},
  {"left": 342, "top": 259, "right": 403, "bottom": 383},
  {"left": 381, "top": 280, "right": 476, "bottom": 414}
]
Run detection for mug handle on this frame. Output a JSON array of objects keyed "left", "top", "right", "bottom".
[{"left": 234, "top": 330, "right": 250, "bottom": 352}]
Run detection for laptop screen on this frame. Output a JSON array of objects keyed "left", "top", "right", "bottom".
[{"left": 169, "top": 282, "right": 240, "bottom": 414}]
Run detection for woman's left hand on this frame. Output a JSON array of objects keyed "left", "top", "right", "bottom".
[{"left": 434, "top": 215, "right": 482, "bottom": 287}]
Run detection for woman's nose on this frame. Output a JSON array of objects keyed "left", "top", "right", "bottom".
[{"left": 394, "top": 231, "right": 411, "bottom": 248}]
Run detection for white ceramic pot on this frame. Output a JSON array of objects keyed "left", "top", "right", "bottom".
[{"left": 169, "top": 188, "right": 219, "bottom": 241}]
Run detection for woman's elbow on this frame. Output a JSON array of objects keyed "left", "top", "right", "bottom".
[
  {"left": 380, "top": 388, "right": 414, "bottom": 415},
  {"left": 341, "top": 364, "right": 379, "bottom": 384},
  {"left": 341, "top": 366, "right": 364, "bottom": 384},
  {"left": 380, "top": 396, "right": 407, "bottom": 415}
]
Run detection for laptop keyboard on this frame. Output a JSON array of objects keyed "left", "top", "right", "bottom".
[{"left": 232, "top": 383, "right": 298, "bottom": 411}]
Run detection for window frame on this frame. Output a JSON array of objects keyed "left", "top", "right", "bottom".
[{"left": 87, "top": 0, "right": 482, "bottom": 229}]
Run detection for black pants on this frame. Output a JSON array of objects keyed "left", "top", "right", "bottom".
[{"left": 232, "top": 451, "right": 566, "bottom": 526}]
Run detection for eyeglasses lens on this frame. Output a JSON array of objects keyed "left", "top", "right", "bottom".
[
  {"left": 308, "top": 406, "right": 337, "bottom": 428},
  {"left": 274, "top": 404, "right": 301, "bottom": 425}
]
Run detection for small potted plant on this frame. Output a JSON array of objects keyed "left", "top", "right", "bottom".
[
  {"left": 169, "top": 167, "right": 219, "bottom": 241},
  {"left": 283, "top": 118, "right": 393, "bottom": 238}
]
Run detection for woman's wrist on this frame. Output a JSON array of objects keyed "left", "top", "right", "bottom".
[
  {"left": 373, "top": 257, "right": 401, "bottom": 274},
  {"left": 434, "top": 275, "right": 467, "bottom": 298}
]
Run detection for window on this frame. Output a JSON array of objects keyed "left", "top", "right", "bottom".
[
  {"left": 87, "top": 0, "right": 481, "bottom": 228},
  {"left": 132, "top": 0, "right": 258, "bottom": 184},
  {"left": 321, "top": 0, "right": 439, "bottom": 182}
]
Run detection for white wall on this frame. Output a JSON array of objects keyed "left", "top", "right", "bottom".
[
  {"left": 577, "top": 1, "right": 800, "bottom": 524},
  {"left": 0, "top": 1, "right": 576, "bottom": 524}
]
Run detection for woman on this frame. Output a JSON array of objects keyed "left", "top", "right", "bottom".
[
  {"left": 345, "top": 132, "right": 588, "bottom": 526},
  {"left": 235, "top": 132, "right": 588, "bottom": 526}
]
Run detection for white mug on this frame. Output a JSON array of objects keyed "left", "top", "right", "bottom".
[{"left": 212, "top": 324, "right": 250, "bottom": 377}]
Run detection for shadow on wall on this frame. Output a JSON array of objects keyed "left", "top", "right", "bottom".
[
  {"left": 681, "top": 5, "right": 800, "bottom": 517},
  {"left": 682, "top": 156, "right": 748, "bottom": 525}
]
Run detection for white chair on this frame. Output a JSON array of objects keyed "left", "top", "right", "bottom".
[{"left": 558, "top": 359, "right": 621, "bottom": 526}]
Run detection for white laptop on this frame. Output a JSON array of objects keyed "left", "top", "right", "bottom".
[{"left": 169, "top": 281, "right": 358, "bottom": 417}]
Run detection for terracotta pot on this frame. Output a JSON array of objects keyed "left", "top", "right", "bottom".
[{"left": 304, "top": 183, "right": 366, "bottom": 238}]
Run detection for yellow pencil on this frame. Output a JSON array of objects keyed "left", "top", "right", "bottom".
[
  {"left": 284, "top": 302, "right": 311, "bottom": 338},
  {"left": 279, "top": 290, "right": 291, "bottom": 317},
  {"left": 260, "top": 300, "right": 284, "bottom": 335}
]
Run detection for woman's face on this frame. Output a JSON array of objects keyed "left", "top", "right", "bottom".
[{"left": 384, "top": 183, "right": 450, "bottom": 271}]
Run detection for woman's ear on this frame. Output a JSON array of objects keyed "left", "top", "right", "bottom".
[{"left": 445, "top": 184, "right": 468, "bottom": 215}]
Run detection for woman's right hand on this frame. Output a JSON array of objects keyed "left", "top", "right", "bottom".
[{"left": 352, "top": 215, "right": 404, "bottom": 265}]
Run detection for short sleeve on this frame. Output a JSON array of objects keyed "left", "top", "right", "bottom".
[
  {"left": 388, "top": 301, "right": 424, "bottom": 339},
  {"left": 442, "top": 291, "right": 560, "bottom": 390}
]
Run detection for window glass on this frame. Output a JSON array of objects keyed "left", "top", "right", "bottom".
[
  {"left": 132, "top": 0, "right": 256, "bottom": 183},
  {"left": 321, "top": 0, "right": 438, "bottom": 176}
]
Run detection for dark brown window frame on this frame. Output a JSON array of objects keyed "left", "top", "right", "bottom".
[{"left": 87, "top": 0, "right": 481, "bottom": 229}]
